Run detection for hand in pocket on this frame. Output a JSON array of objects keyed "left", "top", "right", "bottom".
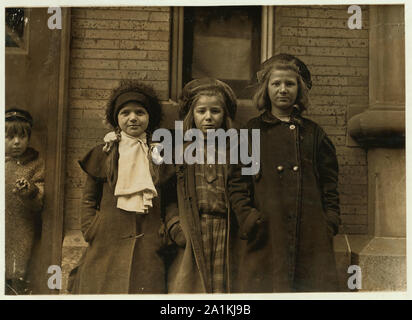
[{"left": 169, "top": 223, "right": 186, "bottom": 248}]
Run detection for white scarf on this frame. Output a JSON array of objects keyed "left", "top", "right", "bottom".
[{"left": 114, "top": 131, "right": 157, "bottom": 214}]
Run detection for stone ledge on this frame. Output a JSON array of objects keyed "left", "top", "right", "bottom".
[
  {"left": 349, "top": 236, "right": 406, "bottom": 291},
  {"left": 348, "top": 109, "right": 405, "bottom": 148},
  {"left": 61, "top": 230, "right": 88, "bottom": 294}
]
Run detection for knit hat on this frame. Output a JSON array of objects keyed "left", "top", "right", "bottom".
[
  {"left": 105, "top": 81, "right": 162, "bottom": 133},
  {"left": 5, "top": 108, "right": 33, "bottom": 126},
  {"left": 257, "top": 54, "right": 312, "bottom": 90},
  {"left": 180, "top": 78, "right": 237, "bottom": 120},
  {"left": 113, "top": 91, "right": 150, "bottom": 123}
]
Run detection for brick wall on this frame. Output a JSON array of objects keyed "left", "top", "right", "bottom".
[
  {"left": 274, "top": 5, "right": 369, "bottom": 234},
  {"left": 65, "top": 7, "right": 170, "bottom": 230},
  {"left": 65, "top": 5, "right": 369, "bottom": 235}
]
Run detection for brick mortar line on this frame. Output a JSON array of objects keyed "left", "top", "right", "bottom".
[
  {"left": 281, "top": 45, "right": 368, "bottom": 48},
  {"left": 72, "top": 28, "right": 170, "bottom": 31},
  {"left": 70, "top": 17, "right": 170, "bottom": 22},
  {"left": 71, "top": 8, "right": 170, "bottom": 11},
  {"left": 70, "top": 67, "right": 169, "bottom": 71},
  {"left": 71, "top": 49, "right": 169, "bottom": 53},
  {"left": 69, "top": 76, "right": 168, "bottom": 81},
  {"left": 263, "top": 42, "right": 369, "bottom": 45},
  {"left": 70, "top": 58, "right": 169, "bottom": 61},
  {"left": 280, "top": 37, "right": 369, "bottom": 41},
  {"left": 71, "top": 48, "right": 168, "bottom": 52},
  {"left": 306, "top": 61, "right": 369, "bottom": 64},
  {"left": 72, "top": 37, "right": 170, "bottom": 42},
  {"left": 281, "top": 36, "right": 368, "bottom": 40},
  {"left": 281, "top": 27, "right": 368, "bottom": 31},
  {"left": 71, "top": 58, "right": 169, "bottom": 61},
  {"left": 280, "top": 17, "right": 369, "bottom": 21}
]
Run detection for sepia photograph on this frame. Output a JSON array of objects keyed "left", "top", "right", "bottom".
[{"left": 2, "top": 0, "right": 407, "bottom": 300}]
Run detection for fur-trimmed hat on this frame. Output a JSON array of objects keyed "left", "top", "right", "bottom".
[
  {"left": 257, "top": 54, "right": 312, "bottom": 90},
  {"left": 180, "top": 78, "right": 237, "bottom": 120},
  {"left": 105, "top": 80, "right": 162, "bottom": 133}
]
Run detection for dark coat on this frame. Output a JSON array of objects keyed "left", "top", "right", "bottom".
[
  {"left": 228, "top": 110, "right": 340, "bottom": 293},
  {"left": 165, "top": 162, "right": 235, "bottom": 293},
  {"left": 70, "top": 142, "right": 173, "bottom": 294}
]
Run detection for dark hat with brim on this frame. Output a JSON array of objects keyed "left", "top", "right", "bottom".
[{"left": 5, "top": 108, "right": 33, "bottom": 126}]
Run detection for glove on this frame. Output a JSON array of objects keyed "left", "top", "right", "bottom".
[
  {"left": 240, "top": 209, "right": 265, "bottom": 241},
  {"left": 169, "top": 223, "right": 186, "bottom": 248},
  {"left": 13, "top": 178, "right": 38, "bottom": 199}
]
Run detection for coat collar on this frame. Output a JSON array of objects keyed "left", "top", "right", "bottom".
[
  {"left": 260, "top": 107, "right": 305, "bottom": 127},
  {"left": 5, "top": 147, "right": 38, "bottom": 165}
]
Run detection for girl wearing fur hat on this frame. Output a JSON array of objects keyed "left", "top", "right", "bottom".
[
  {"left": 164, "top": 78, "right": 237, "bottom": 293},
  {"left": 70, "top": 81, "right": 173, "bottom": 294},
  {"left": 228, "top": 54, "right": 341, "bottom": 292},
  {"left": 5, "top": 108, "right": 44, "bottom": 295}
]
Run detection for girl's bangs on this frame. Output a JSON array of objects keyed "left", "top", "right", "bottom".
[
  {"left": 5, "top": 121, "right": 31, "bottom": 138},
  {"left": 266, "top": 62, "right": 300, "bottom": 76}
]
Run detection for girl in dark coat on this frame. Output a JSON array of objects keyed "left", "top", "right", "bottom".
[
  {"left": 70, "top": 81, "right": 170, "bottom": 294},
  {"left": 228, "top": 54, "right": 341, "bottom": 292},
  {"left": 165, "top": 78, "right": 238, "bottom": 293}
]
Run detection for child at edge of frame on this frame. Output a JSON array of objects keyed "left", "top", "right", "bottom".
[
  {"left": 5, "top": 108, "right": 45, "bottom": 295},
  {"left": 228, "top": 53, "right": 341, "bottom": 293}
]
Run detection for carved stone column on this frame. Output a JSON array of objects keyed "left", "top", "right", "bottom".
[{"left": 347, "top": 5, "right": 405, "bottom": 291}]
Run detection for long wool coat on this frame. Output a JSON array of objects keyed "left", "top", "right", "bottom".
[
  {"left": 70, "top": 142, "right": 174, "bottom": 294},
  {"left": 5, "top": 147, "right": 44, "bottom": 281},
  {"left": 165, "top": 162, "right": 236, "bottom": 293},
  {"left": 228, "top": 110, "right": 340, "bottom": 293}
]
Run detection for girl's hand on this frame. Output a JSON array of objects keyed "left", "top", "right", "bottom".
[
  {"left": 102, "top": 131, "right": 120, "bottom": 153},
  {"left": 13, "top": 177, "right": 30, "bottom": 192},
  {"left": 13, "top": 178, "right": 38, "bottom": 198},
  {"left": 240, "top": 209, "right": 266, "bottom": 241},
  {"left": 169, "top": 223, "right": 186, "bottom": 248},
  {"left": 149, "top": 143, "right": 164, "bottom": 165}
]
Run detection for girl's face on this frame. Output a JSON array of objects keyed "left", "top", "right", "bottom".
[
  {"left": 267, "top": 69, "right": 299, "bottom": 113},
  {"left": 5, "top": 133, "right": 29, "bottom": 158},
  {"left": 117, "top": 102, "right": 149, "bottom": 137},
  {"left": 193, "top": 95, "right": 225, "bottom": 134}
]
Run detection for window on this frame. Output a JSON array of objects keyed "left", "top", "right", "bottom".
[
  {"left": 170, "top": 6, "right": 274, "bottom": 101},
  {"left": 6, "top": 8, "right": 29, "bottom": 51}
]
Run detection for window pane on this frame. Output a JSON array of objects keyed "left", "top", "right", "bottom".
[
  {"left": 183, "top": 7, "right": 261, "bottom": 99},
  {"left": 5, "top": 8, "right": 25, "bottom": 48}
]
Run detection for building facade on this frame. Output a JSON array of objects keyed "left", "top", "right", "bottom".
[{"left": 5, "top": 5, "right": 405, "bottom": 293}]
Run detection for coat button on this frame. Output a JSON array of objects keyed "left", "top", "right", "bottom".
[
  {"left": 289, "top": 124, "right": 296, "bottom": 130},
  {"left": 276, "top": 165, "right": 284, "bottom": 172},
  {"left": 293, "top": 166, "right": 299, "bottom": 172}
]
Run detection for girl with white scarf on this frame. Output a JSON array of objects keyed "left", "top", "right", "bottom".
[{"left": 70, "top": 81, "right": 175, "bottom": 294}]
